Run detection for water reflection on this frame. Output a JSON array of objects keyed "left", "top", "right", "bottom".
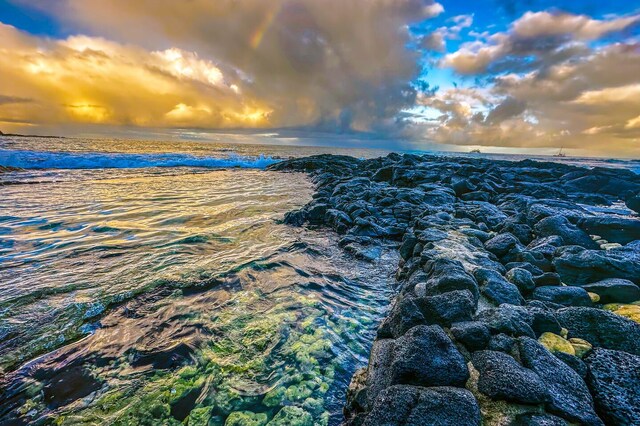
[{"left": 0, "top": 167, "right": 395, "bottom": 425}]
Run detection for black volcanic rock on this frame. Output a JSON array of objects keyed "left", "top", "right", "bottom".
[
  {"left": 534, "top": 215, "right": 598, "bottom": 249},
  {"left": 472, "top": 350, "right": 548, "bottom": 404},
  {"left": 584, "top": 348, "right": 640, "bottom": 425},
  {"left": 514, "top": 413, "right": 568, "bottom": 426},
  {"left": 451, "top": 321, "right": 490, "bottom": 351},
  {"left": 475, "top": 268, "right": 524, "bottom": 306},
  {"left": 556, "top": 307, "right": 640, "bottom": 355},
  {"left": 581, "top": 278, "right": 640, "bottom": 304},
  {"left": 417, "top": 290, "right": 476, "bottom": 326},
  {"left": 554, "top": 243, "right": 640, "bottom": 285},
  {"left": 532, "top": 286, "right": 592, "bottom": 307},
  {"left": 476, "top": 304, "right": 535, "bottom": 338},
  {"left": 362, "top": 385, "right": 481, "bottom": 426},
  {"left": 577, "top": 216, "right": 640, "bottom": 245},
  {"left": 517, "top": 337, "right": 603, "bottom": 425},
  {"left": 389, "top": 325, "right": 469, "bottom": 388}
]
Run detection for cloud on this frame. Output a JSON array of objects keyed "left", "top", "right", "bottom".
[
  {"left": 0, "top": 23, "right": 272, "bottom": 132},
  {"left": 0, "top": 95, "right": 32, "bottom": 105},
  {"left": 443, "top": 11, "right": 639, "bottom": 75},
  {"left": 485, "top": 97, "right": 527, "bottom": 124},
  {"left": 7, "top": 0, "right": 443, "bottom": 134},
  {"left": 414, "top": 38, "right": 640, "bottom": 156},
  {"left": 512, "top": 11, "right": 640, "bottom": 40}
]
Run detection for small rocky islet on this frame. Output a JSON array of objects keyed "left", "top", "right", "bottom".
[{"left": 269, "top": 153, "right": 640, "bottom": 426}]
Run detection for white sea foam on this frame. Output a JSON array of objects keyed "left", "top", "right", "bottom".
[{"left": 0, "top": 149, "right": 278, "bottom": 170}]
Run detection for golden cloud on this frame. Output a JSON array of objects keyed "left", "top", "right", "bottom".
[
  {"left": 3, "top": 0, "right": 444, "bottom": 134},
  {"left": 0, "top": 23, "right": 276, "bottom": 132}
]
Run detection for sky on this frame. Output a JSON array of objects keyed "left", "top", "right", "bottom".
[{"left": 0, "top": 0, "right": 639, "bottom": 157}]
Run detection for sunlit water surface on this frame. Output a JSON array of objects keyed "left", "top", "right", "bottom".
[{"left": 0, "top": 162, "right": 396, "bottom": 425}]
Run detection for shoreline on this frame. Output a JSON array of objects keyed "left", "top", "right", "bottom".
[{"left": 268, "top": 153, "right": 640, "bottom": 425}]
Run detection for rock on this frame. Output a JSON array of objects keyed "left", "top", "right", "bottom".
[
  {"left": 325, "top": 209, "right": 352, "bottom": 234},
  {"left": 505, "top": 261, "right": 544, "bottom": 276},
  {"left": 584, "top": 348, "right": 640, "bottom": 425},
  {"left": 417, "top": 290, "right": 476, "bottom": 326},
  {"left": 526, "top": 305, "right": 562, "bottom": 336},
  {"left": 507, "top": 267, "right": 536, "bottom": 294},
  {"left": 568, "top": 338, "right": 592, "bottom": 358},
  {"left": 461, "top": 191, "right": 490, "bottom": 202},
  {"left": 472, "top": 350, "right": 548, "bottom": 404},
  {"left": 475, "top": 268, "right": 524, "bottom": 306},
  {"left": 553, "top": 351, "right": 587, "bottom": 379},
  {"left": 306, "top": 203, "right": 329, "bottom": 223},
  {"left": 484, "top": 232, "right": 522, "bottom": 258},
  {"left": 581, "top": 279, "right": 640, "bottom": 304},
  {"left": 626, "top": 193, "right": 640, "bottom": 214},
  {"left": 532, "top": 286, "right": 592, "bottom": 307},
  {"left": 476, "top": 305, "right": 535, "bottom": 338},
  {"left": 513, "top": 413, "right": 568, "bottom": 425},
  {"left": 267, "top": 406, "right": 313, "bottom": 426},
  {"left": 577, "top": 216, "right": 640, "bottom": 245},
  {"left": 363, "top": 385, "right": 481, "bottom": 426},
  {"left": 538, "top": 332, "right": 575, "bottom": 355},
  {"left": 419, "top": 259, "right": 479, "bottom": 301},
  {"left": 527, "top": 236, "right": 564, "bottom": 257},
  {"left": 389, "top": 325, "right": 469, "bottom": 388},
  {"left": 283, "top": 209, "right": 306, "bottom": 226},
  {"left": 554, "top": 244, "right": 640, "bottom": 285},
  {"left": 377, "top": 296, "right": 425, "bottom": 339},
  {"left": 372, "top": 166, "right": 394, "bottom": 182},
  {"left": 451, "top": 178, "right": 477, "bottom": 196},
  {"left": 501, "top": 222, "right": 534, "bottom": 245},
  {"left": 488, "top": 333, "right": 517, "bottom": 353},
  {"left": 556, "top": 307, "right": 640, "bottom": 355},
  {"left": 399, "top": 233, "right": 418, "bottom": 261},
  {"left": 451, "top": 321, "right": 490, "bottom": 351},
  {"left": 41, "top": 366, "right": 102, "bottom": 409},
  {"left": 226, "top": 411, "right": 268, "bottom": 426},
  {"left": 534, "top": 215, "right": 598, "bottom": 249},
  {"left": 533, "top": 272, "right": 562, "bottom": 287},
  {"left": 518, "top": 337, "right": 603, "bottom": 425},
  {"left": 364, "top": 339, "right": 396, "bottom": 406}
]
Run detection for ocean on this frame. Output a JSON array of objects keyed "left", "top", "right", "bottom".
[{"left": 0, "top": 136, "right": 638, "bottom": 425}]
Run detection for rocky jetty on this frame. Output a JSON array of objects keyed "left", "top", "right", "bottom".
[{"left": 268, "top": 153, "right": 640, "bottom": 426}]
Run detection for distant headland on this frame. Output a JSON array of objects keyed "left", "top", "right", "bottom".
[{"left": 0, "top": 129, "right": 64, "bottom": 139}]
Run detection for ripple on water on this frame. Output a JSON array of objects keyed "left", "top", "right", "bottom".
[{"left": 0, "top": 167, "right": 397, "bottom": 426}]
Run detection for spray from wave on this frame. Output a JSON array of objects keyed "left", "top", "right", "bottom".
[{"left": 0, "top": 150, "right": 278, "bottom": 170}]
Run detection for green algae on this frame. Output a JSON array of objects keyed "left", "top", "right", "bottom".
[{"left": 43, "top": 285, "right": 368, "bottom": 425}]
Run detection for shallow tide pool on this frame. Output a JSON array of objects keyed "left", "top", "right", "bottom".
[{"left": 0, "top": 167, "right": 396, "bottom": 425}]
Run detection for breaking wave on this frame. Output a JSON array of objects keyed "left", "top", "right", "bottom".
[{"left": 0, "top": 149, "right": 278, "bottom": 170}]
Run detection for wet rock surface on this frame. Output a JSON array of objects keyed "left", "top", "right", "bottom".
[{"left": 269, "top": 153, "right": 640, "bottom": 425}]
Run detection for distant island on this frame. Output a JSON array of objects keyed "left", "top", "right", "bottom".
[{"left": 0, "top": 129, "right": 64, "bottom": 139}]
